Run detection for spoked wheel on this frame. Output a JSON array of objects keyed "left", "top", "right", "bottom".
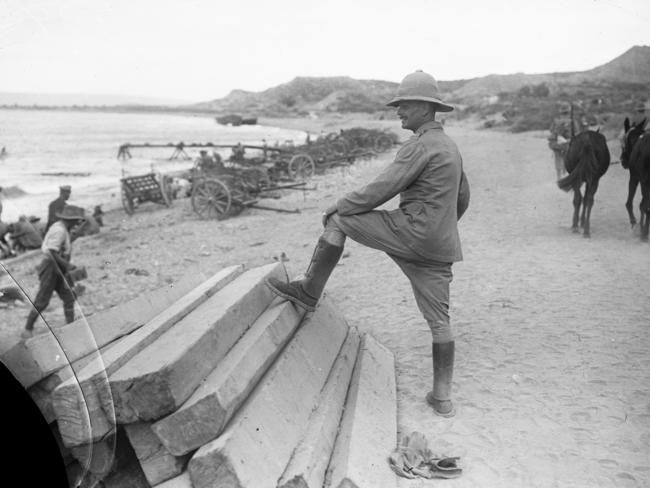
[
  {"left": 330, "top": 139, "right": 348, "bottom": 156},
  {"left": 191, "top": 178, "right": 231, "bottom": 219},
  {"left": 227, "top": 182, "right": 250, "bottom": 217},
  {"left": 158, "top": 172, "right": 173, "bottom": 207},
  {"left": 121, "top": 182, "right": 134, "bottom": 215},
  {"left": 288, "top": 153, "right": 316, "bottom": 180},
  {"left": 374, "top": 134, "right": 393, "bottom": 152}
]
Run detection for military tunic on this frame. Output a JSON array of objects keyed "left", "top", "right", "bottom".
[{"left": 331, "top": 121, "right": 463, "bottom": 337}]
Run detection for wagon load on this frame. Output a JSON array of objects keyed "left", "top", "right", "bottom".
[{"left": 4, "top": 262, "right": 398, "bottom": 487}]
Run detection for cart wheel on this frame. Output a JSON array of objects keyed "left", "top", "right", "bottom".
[
  {"left": 288, "top": 154, "right": 315, "bottom": 180},
  {"left": 374, "top": 134, "right": 393, "bottom": 152},
  {"left": 121, "top": 183, "right": 134, "bottom": 215},
  {"left": 191, "top": 179, "right": 231, "bottom": 219},
  {"left": 331, "top": 139, "right": 348, "bottom": 156},
  {"left": 158, "top": 172, "right": 173, "bottom": 207},
  {"left": 228, "top": 182, "right": 249, "bottom": 217}
]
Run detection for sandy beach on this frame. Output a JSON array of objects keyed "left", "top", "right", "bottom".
[{"left": 1, "top": 116, "right": 648, "bottom": 488}]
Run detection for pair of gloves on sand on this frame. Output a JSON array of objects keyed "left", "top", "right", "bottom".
[{"left": 389, "top": 431, "right": 462, "bottom": 480}]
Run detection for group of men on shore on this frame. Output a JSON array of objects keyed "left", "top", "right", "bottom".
[
  {"left": 0, "top": 185, "right": 105, "bottom": 338},
  {"left": 0, "top": 186, "right": 105, "bottom": 259}
]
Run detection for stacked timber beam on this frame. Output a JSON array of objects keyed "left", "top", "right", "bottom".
[{"left": 3, "top": 262, "right": 398, "bottom": 487}]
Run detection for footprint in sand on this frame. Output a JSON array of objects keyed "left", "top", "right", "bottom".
[
  {"left": 615, "top": 472, "right": 637, "bottom": 484},
  {"left": 588, "top": 379, "right": 607, "bottom": 386},
  {"left": 569, "top": 411, "right": 592, "bottom": 422},
  {"left": 596, "top": 458, "right": 619, "bottom": 469}
]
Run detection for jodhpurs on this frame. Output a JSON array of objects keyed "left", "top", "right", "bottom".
[
  {"left": 25, "top": 257, "right": 75, "bottom": 330},
  {"left": 325, "top": 213, "right": 453, "bottom": 343}
]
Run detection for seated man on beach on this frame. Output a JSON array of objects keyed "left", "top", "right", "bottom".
[
  {"left": 7, "top": 216, "right": 43, "bottom": 252},
  {"left": 22, "top": 205, "right": 86, "bottom": 338},
  {"left": 266, "top": 70, "right": 467, "bottom": 418},
  {"left": 0, "top": 221, "right": 15, "bottom": 258}
]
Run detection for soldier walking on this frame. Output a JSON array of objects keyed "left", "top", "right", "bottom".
[{"left": 22, "top": 205, "right": 85, "bottom": 339}]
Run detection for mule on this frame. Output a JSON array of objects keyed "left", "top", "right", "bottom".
[
  {"left": 622, "top": 118, "right": 650, "bottom": 240},
  {"left": 557, "top": 130, "right": 610, "bottom": 237},
  {"left": 621, "top": 117, "right": 649, "bottom": 239}
]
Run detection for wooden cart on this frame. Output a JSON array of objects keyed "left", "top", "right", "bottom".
[{"left": 120, "top": 172, "right": 174, "bottom": 215}]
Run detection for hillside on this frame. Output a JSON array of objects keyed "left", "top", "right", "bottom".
[
  {"left": 192, "top": 76, "right": 399, "bottom": 115},
  {"left": 193, "top": 45, "right": 649, "bottom": 135}
]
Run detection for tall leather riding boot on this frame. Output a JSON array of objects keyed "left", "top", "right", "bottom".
[
  {"left": 24, "top": 309, "right": 39, "bottom": 332},
  {"left": 64, "top": 305, "right": 75, "bottom": 324},
  {"left": 266, "top": 238, "right": 343, "bottom": 311},
  {"left": 426, "top": 341, "right": 456, "bottom": 417}
]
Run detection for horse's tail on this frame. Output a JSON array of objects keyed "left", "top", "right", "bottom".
[{"left": 557, "top": 141, "right": 598, "bottom": 192}]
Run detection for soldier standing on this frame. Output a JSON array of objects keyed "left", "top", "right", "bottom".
[
  {"left": 46, "top": 185, "right": 72, "bottom": 231},
  {"left": 267, "top": 70, "right": 467, "bottom": 417}
]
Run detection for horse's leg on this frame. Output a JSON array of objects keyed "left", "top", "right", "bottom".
[
  {"left": 582, "top": 180, "right": 599, "bottom": 238},
  {"left": 553, "top": 151, "right": 563, "bottom": 180},
  {"left": 640, "top": 184, "right": 650, "bottom": 241},
  {"left": 571, "top": 185, "right": 582, "bottom": 233},
  {"left": 625, "top": 173, "right": 639, "bottom": 227}
]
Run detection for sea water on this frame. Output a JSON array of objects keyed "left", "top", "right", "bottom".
[{"left": 0, "top": 109, "right": 307, "bottom": 222}]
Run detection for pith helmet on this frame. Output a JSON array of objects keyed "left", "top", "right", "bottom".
[
  {"left": 56, "top": 205, "right": 85, "bottom": 220},
  {"left": 387, "top": 70, "right": 454, "bottom": 112}
]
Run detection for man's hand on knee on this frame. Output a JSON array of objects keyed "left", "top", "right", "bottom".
[{"left": 322, "top": 204, "right": 338, "bottom": 227}]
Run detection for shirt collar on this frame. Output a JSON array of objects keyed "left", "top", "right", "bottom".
[{"left": 415, "top": 120, "right": 443, "bottom": 136}]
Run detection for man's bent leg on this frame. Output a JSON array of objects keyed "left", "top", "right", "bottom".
[
  {"left": 266, "top": 216, "right": 346, "bottom": 311},
  {"left": 24, "top": 261, "right": 58, "bottom": 335}
]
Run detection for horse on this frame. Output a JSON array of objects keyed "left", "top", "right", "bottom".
[
  {"left": 557, "top": 130, "right": 610, "bottom": 237},
  {"left": 621, "top": 117, "right": 650, "bottom": 238},
  {"left": 621, "top": 118, "right": 650, "bottom": 240}
]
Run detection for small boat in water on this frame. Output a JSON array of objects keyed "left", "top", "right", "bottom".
[{"left": 215, "top": 114, "right": 258, "bottom": 126}]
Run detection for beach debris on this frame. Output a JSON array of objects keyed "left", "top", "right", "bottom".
[
  {"left": 125, "top": 268, "right": 150, "bottom": 276},
  {"left": 273, "top": 251, "right": 289, "bottom": 262},
  {"left": 389, "top": 431, "right": 463, "bottom": 480},
  {"left": 0, "top": 285, "right": 25, "bottom": 303}
]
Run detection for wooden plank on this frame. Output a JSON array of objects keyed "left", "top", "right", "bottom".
[
  {"left": 188, "top": 296, "right": 349, "bottom": 488},
  {"left": 52, "top": 264, "right": 244, "bottom": 447},
  {"left": 1, "top": 270, "right": 209, "bottom": 388},
  {"left": 124, "top": 422, "right": 190, "bottom": 486},
  {"left": 154, "top": 471, "right": 192, "bottom": 488},
  {"left": 152, "top": 299, "right": 305, "bottom": 456},
  {"left": 28, "top": 336, "right": 125, "bottom": 424},
  {"left": 325, "top": 333, "right": 398, "bottom": 488},
  {"left": 277, "top": 327, "right": 361, "bottom": 488},
  {"left": 69, "top": 427, "right": 129, "bottom": 478},
  {"left": 110, "top": 262, "right": 287, "bottom": 423}
]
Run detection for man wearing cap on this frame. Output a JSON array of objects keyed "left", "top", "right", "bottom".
[
  {"left": 22, "top": 205, "right": 85, "bottom": 339},
  {"left": 46, "top": 185, "right": 72, "bottom": 231},
  {"left": 630, "top": 101, "right": 647, "bottom": 127},
  {"left": 548, "top": 102, "right": 575, "bottom": 180},
  {"left": 266, "top": 70, "right": 466, "bottom": 417}
]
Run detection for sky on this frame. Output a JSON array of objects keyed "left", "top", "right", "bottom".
[{"left": 1, "top": 0, "right": 649, "bottom": 103}]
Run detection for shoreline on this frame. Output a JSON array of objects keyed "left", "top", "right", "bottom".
[{"left": 0, "top": 116, "right": 648, "bottom": 487}]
